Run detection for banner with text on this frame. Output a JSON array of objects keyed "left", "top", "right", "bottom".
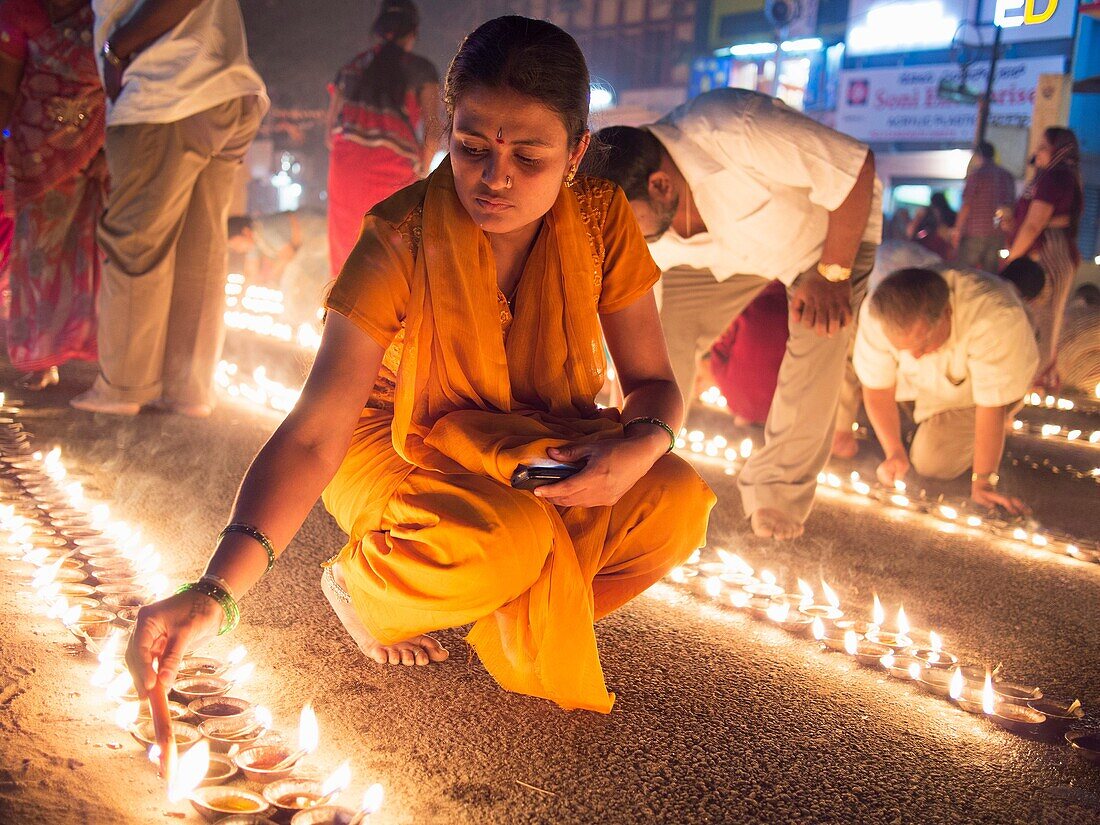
[{"left": 836, "top": 57, "right": 1065, "bottom": 143}]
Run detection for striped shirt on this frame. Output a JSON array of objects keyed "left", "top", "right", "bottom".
[{"left": 960, "top": 162, "right": 1015, "bottom": 238}]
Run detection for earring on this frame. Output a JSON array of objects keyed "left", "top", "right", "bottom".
[
  {"left": 505, "top": 175, "right": 512, "bottom": 189},
  {"left": 564, "top": 165, "right": 577, "bottom": 188}
]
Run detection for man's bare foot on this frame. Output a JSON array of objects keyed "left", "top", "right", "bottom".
[
  {"left": 831, "top": 429, "right": 859, "bottom": 459},
  {"left": 321, "top": 567, "right": 449, "bottom": 667},
  {"left": 751, "top": 508, "right": 805, "bottom": 540}
]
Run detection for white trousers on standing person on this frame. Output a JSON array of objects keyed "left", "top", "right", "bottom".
[
  {"left": 658, "top": 242, "right": 878, "bottom": 523},
  {"left": 94, "top": 96, "right": 265, "bottom": 408}
]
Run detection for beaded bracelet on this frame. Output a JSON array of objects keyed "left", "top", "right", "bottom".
[
  {"left": 624, "top": 416, "right": 676, "bottom": 454},
  {"left": 176, "top": 580, "right": 240, "bottom": 635},
  {"left": 219, "top": 522, "right": 277, "bottom": 573}
]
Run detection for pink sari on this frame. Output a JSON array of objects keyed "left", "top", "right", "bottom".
[{"left": 1, "top": 0, "right": 106, "bottom": 371}]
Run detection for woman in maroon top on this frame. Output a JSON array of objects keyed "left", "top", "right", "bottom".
[
  {"left": 1004, "top": 127, "right": 1083, "bottom": 391},
  {"left": 325, "top": 0, "right": 441, "bottom": 276}
]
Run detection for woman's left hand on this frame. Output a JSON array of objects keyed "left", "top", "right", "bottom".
[{"left": 533, "top": 436, "right": 666, "bottom": 508}]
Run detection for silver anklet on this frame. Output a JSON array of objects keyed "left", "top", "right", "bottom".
[{"left": 323, "top": 565, "right": 351, "bottom": 604}]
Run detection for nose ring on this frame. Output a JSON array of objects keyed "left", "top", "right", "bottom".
[{"left": 505, "top": 175, "right": 512, "bottom": 189}]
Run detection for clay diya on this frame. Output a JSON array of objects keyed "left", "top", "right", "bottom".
[
  {"left": 189, "top": 786, "right": 272, "bottom": 822},
  {"left": 188, "top": 696, "right": 253, "bottom": 723},
  {"left": 234, "top": 745, "right": 300, "bottom": 783}
]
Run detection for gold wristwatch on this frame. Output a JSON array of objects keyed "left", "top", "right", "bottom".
[
  {"left": 971, "top": 472, "right": 1000, "bottom": 487},
  {"left": 817, "top": 262, "right": 852, "bottom": 283}
]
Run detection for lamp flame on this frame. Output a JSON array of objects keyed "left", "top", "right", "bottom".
[
  {"left": 872, "top": 594, "right": 884, "bottom": 628},
  {"left": 31, "top": 558, "right": 64, "bottom": 590},
  {"left": 760, "top": 570, "right": 777, "bottom": 587},
  {"left": 843, "top": 630, "right": 858, "bottom": 656},
  {"left": 811, "top": 618, "right": 825, "bottom": 641},
  {"left": 703, "top": 577, "right": 722, "bottom": 599},
  {"left": 896, "top": 606, "right": 909, "bottom": 636},
  {"left": 226, "top": 645, "right": 247, "bottom": 666},
  {"left": 739, "top": 438, "right": 753, "bottom": 459},
  {"left": 949, "top": 668, "right": 964, "bottom": 700},
  {"left": 729, "top": 590, "right": 751, "bottom": 608},
  {"left": 881, "top": 652, "right": 895, "bottom": 669},
  {"left": 929, "top": 631, "right": 942, "bottom": 654},
  {"left": 360, "top": 783, "right": 385, "bottom": 814},
  {"left": 254, "top": 706, "right": 273, "bottom": 730},
  {"left": 168, "top": 740, "right": 210, "bottom": 803},
  {"left": 224, "top": 661, "right": 255, "bottom": 686},
  {"left": 321, "top": 761, "right": 353, "bottom": 797},
  {"left": 939, "top": 505, "right": 957, "bottom": 520},
  {"left": 115, "top": 701, "right": 140, "bottom": 730},
  {"left": 797, "top": 579, "right": 814, "bottom": 606},
  {"left": 765, "top": 602, "right": 790, "bottom": 623},
  {"left": 982, "top": 672, "right": 996, "bottom": 715},
  {"left": 298, "top": 703, "right": 320, "bottom": 753},
  {"left": 669, "top": 566, "right": 686, "bottom": 584},
  {"left": 820, "top": 579, "right": 840, "bottom": 610},
  {"left": 894, "top": 480, "right": 906, "bottom": 493},
  {"left": 907, "top": 662, "right": 922, "bottom": 680}
]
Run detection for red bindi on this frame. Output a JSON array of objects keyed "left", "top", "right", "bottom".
[{"left": 495, "top": 128, "right": 505, "bottom": 145}]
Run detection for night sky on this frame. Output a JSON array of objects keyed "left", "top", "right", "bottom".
[{"left": 239, "top": 1, "right": 494, "bottom": 109}]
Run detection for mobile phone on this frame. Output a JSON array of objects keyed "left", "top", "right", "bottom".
[{"left": 510, "top": 462, "right": 582, "bottom": 490}]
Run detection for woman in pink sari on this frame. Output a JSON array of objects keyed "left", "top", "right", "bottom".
[
  {"left": 326, "top": 0, "right": 441, "bottom": 276},
  {"left": 0, "top": 0, "right": 105, "bottom": 390}
]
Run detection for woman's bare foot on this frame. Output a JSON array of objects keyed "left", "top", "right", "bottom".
[
  {"left": 16, "top": 366, "right": 59, "bottom": 391},
  {"left": 321, "top": 566, "right": 449, "bottom": 667},
  {"left": 831, "top": 429, "right": 859, "bottom": 459},
  {"left": 750, "top": 508, "right": 804, "bottom": 540}
]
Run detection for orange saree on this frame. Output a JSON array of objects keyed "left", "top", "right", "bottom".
[{"left": 322, "top": 158, "right": 714, "bottom": 712}]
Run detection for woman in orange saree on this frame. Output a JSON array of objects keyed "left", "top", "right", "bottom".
[{"left": 127, "top": 16, "right": 714, "bottom": 714}]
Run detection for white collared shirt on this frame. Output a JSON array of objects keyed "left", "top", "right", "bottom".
[
  {"left": 94, "top": 0, "right": 268, "bottom": 127},
  {"left": 854, "top": 268, "right": 1039, "bottom": 422},
  {"left": 645, "top": 88, "right": 882, "bottom": 285}
]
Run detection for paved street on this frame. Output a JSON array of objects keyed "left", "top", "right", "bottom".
[{"left": 1, "top": 351, "right": 1099, "bottom": 824}]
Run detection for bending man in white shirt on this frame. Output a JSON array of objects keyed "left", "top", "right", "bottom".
[
  {"left": 585, "top": 89, "right": 880, "bottom": 540},
  {"left": 854, "top": 267, "right": 1038, "bottom": 514}
]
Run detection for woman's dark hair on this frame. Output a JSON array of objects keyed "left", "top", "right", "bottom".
[
  {"left": 928, "top": 191, "right": 956, "bottom": 228},
  {"left": 350, "top": 1, "right": 420, "bottom": 118},
  {"left": 444, "top": 16, "right": 590, "bottom": 146},
  {"left": 999, "top": 257, "right": 1045, "bottom": 301},
  {"left": 581, "top": 126, "right": 665, "bottom": 202}
]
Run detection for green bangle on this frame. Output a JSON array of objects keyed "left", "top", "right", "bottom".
[
  {"left": 624, "top": 416, "right": 677, "bottom": 454},
  {"left": 176, "top": 580, "right": 240, "bottom": 635},
  {"left": 219, "top": 523, "right": 277, "bottom": 573}
]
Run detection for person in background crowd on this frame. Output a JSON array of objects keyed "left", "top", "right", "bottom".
[
  {"left": 0, "top": 0, "right": 106, "bottom": 391},
  {"left": 707, "top": 280, "right": 787, "bottom": 426},
  {"left": 227, "top": 210, "right": 330, "bottom": 328},
  {"left": 71, "top": 0, "right": 267, "bottom": 418},
  {"left": 0, "top": 153, "right": 11, "bottom": 320},
  {"left": 326, "top": 0, "right": 441, "bottom": 276},
  {"left": 586, "top": 88, "right": 880, "bottom": 540},
  {"left": 907, "top": 191, "right": 955, "bottom": 259},
  {"left": 1003, "top": 127, "right": 1084, "bottom": 393},
  {"left": 855, "top": 267, "right": 1038, "bottom": 516},
  {"left": 953, "top": 141, "right": 1016, "bottom": 273},
  {"left": 125, "top": 16, "right": 713, "bottom": 716},
  {"left": 1056, "top": 282, "right": 1099, "bottom": 398}
]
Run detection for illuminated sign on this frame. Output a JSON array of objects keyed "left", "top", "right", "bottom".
[
  {"left": 846, "top": 0, "right": 1076, "bottom": 55},
  {"left": 994, "top": 0, "right": 1059, "bottom": 26},
  {"left": 846, "top": 0, "right": 964, "bottom": 55}
]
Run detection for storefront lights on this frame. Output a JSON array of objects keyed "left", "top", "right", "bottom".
[{"left": 847, "top": 0, "right": 960, "bottom": 55}]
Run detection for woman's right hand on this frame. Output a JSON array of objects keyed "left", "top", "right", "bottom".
[{"left": 125, "top": 589, "right": 223, "bottom": 698}]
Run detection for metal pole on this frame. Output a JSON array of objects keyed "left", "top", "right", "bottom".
[{"left": 975, "top": 23, "right": 1003, "bottom": 147}]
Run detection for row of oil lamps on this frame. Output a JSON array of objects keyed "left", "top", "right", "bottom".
[
  {"left": 665, "top": 548, "right": 1100, "bottom": 760},
  {"left": 0, "top": 394, "right": 383, "bottom": 823},
  {"left": 676, "top": 427, "right": 1100, "bottom": 568}
]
